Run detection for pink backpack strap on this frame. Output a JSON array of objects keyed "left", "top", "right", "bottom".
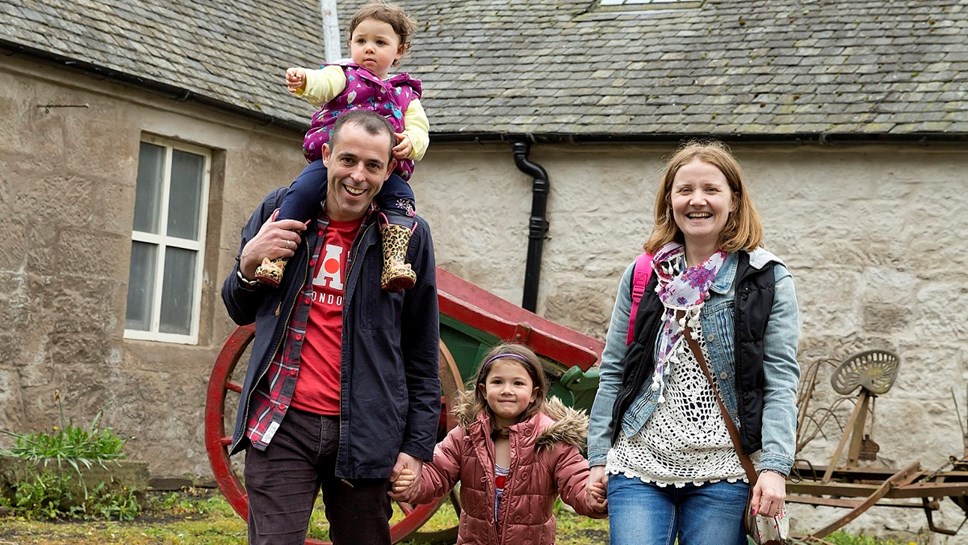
[{"left": 626, "top": 252, "right": 654, "bottom": 346}]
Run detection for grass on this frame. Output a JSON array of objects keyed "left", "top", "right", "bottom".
[
  {"left": 0, "top": 488, "right": 611, "bottom": 545},
  {"left": 0, "top": 488, "right": 921, "bottom": 545},
  {"left": 0, "top": 489, "right": 243, "bottom": 545}
]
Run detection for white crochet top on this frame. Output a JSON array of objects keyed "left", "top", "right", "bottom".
[{"left": 606, "top": 324, "right": 747, "bottom": 487}]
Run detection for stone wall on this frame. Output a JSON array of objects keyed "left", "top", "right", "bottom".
[
  {"left": 416, "top": 142, "right": 968, "bottom": 540},
  {"left": 0, "top": 56, "right": 307, "bottom": 478},
  {"left": 3, "top": 55, "right": 968, "bottom": 539}
]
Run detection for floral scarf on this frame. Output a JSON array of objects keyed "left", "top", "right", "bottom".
[{"left": 650, "top": 242, "right": 728, "bottom": 403}]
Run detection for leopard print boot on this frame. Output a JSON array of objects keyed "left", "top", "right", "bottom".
[
  {"left": 254, "top": 257, "right": 287, "bottom": 287},
  {"left": 380, "top": 224, "right": 416, "bottom": 291}
]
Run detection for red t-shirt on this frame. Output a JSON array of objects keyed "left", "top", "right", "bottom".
[{"left": 290, "top": 217, "right": 363, "bottom": 415}]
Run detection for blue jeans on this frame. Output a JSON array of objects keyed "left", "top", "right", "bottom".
[{"left": 607, "top": 474, "right": 748, "bottom": 545}]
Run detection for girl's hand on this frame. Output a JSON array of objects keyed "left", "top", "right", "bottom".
[
  {"left": 389, "top": 453, "right": 423, "bottom": 503},
  {"left": 286, "top": 67, "right": 307, "bottom": 94},
  {"left": 390, "top": 468, "right": 416, "bottom": 493},
  {"left": 588, "top": 480, "right": 608, "bottom": 513},
  {"left": 392, "top": 132, "right": 412, "bottom": 160}
]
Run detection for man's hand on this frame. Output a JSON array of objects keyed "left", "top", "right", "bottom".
[
  {"left": 238, "top": 209, "right": 306, "bottom": 278},
  {"left": 389, "top": 452, "right": 423, "bottom": 503},
  {"left": 286, "top": 67, "right": 308, "bottom": 94},
  {"left": 392, "top": 133, "right": 412, "bottom": 161}
]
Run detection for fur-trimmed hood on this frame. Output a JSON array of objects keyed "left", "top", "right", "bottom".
[
  {"left": 411, "top": 390, "right": 604, "bottom": 544},
  {"left": 452, "top": 390, "right": 589, "bottom": 451}
]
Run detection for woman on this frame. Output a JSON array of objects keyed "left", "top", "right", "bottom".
[{"left": 587, "top": 140, "right": 800, "bottom": 544}]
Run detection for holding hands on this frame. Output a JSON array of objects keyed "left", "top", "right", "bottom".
[
  {"left": 587, "top": 465, "right": 609, "bottom": 513},
  {"left": 390, "top": 452, "right": 423, "bottom": 504},
  {"left": 390, "top": 468, "right": 418, "bottom": 503},
  {"left": 588, "top": 480, "right": 608, "bottom": 513}
]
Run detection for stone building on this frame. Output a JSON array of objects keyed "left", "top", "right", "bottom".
[{"left": 1, "top": 0, "right": 967, "bottom": 538}]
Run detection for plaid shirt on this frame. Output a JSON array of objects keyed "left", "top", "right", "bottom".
[{"left": 245, "top": 218, "right": 328, "bottom": 449}]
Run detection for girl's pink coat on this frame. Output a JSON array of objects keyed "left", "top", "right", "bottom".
[{"left": 411, "top": 397, "right": 605, "bottom": 545}]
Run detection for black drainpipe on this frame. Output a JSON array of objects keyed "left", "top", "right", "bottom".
[{"left": 512, "top": 141, "right": 550, "bottom": 313}]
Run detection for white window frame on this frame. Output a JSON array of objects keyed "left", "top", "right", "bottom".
[{"left": 124, "top": 135, "right": 211, "bottom": 345}]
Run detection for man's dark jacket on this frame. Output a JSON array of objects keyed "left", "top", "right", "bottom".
[{"left": 221, "top": 187, "right": 440, "bottom": 479}]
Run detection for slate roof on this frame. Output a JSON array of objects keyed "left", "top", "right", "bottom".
[{"left": 2, "top": 0, "right": 966, "bottom": 140}]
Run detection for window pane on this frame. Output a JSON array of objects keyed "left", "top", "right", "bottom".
[
  {"left": 125, "top": 241, "right": 157, "bottom": 330},
  {"left": 159, "top": 247, "right": 196, "bottom": 335},
  {"left": 133, "top": 143, "right": 165, "bottom": 234},
  {"left": 167, "top": 150, "right": 204, "bottom": 240}
]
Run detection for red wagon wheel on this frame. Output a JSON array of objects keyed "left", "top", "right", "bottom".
[{"left": 205, "top": 324, "right": 463, "bottom": 544}]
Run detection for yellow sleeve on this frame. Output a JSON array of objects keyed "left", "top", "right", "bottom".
[
  {"left": 403, "top": 98, "right": 430, "bottom": 161},
  {"left": 295, "top": 65, "right": 347, "bottom": 107}
]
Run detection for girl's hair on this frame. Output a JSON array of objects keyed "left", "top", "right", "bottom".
[
  {"left": 347, "top": 1, "right": 418, "bottom": 67},
  {"left": 644, "top": 139, "right": 764, "bottom": 254},
  {"left": 470, "top": 343, "right": 548, "bottom": 427}
]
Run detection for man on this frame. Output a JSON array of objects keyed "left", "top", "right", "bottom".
[{"left": 221, "top": 110, "right": 440, "bottom": 545}]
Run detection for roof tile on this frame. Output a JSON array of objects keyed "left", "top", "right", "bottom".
[{"left": 0, "top": 0, "right": 965, "bottom": 137}]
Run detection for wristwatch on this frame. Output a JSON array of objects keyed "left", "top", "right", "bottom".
[{"left": 236, "top": 269, "right": 260, "bottom": 288}]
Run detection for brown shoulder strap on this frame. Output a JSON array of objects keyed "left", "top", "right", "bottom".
[{"left": 683, "top": 325, "right": 758, "bottom": 485}]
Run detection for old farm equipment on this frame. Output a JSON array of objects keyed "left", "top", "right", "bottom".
[
  {"left": 790, "top": 349, "right": 968, "bottom": 539},
  {"left": 205, "top": 268, "right": 605, "bottom": 544}
]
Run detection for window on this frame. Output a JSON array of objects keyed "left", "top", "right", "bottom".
[{"left": 124, "top": 136, "right": 211, "bottom": 344}]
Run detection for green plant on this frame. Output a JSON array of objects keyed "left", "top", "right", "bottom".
[
  {"left": 0, "top": 393, "right": 138, "bottom": 521},
  {"left": 8, "top": 471, "right": 140, "bottom": 521},
  {"left": 815, "top": 532, "right": 918, "bottom": 545},
  {"left": 146, "top": 489, "right": 226, "bottom": 517},
  {"left": 2, "top": 410, "right": 126, "bottom": 474}
]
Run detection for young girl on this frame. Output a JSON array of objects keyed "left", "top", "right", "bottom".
[
  {"left": 254, "top": 1, "right": 429, "bottom": 292},
  {"left": 392, "top": 343, "right": 607, "bottom": 544}
]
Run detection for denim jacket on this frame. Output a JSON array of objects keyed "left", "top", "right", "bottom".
[{"left": 587, "top": 249, "right": 800, "bottom": 475}]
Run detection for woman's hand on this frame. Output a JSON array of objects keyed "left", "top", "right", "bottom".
[
  {"left": 588, "top": 480, "right": 608, "bottom": 512},
  {"left": 586, "top": 465, "right": 609, "bottom": 512},
  {"left": 751, "top": 470, "right": 786, "bottom": 518}
]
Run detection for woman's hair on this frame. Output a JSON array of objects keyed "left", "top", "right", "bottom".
[
  {"left": 347, "top": 1, "right": 418, "bottom": 66},
  {"left": 644, "top": 139, "right": 763, "bottom": 254},
  {"left": 469, "top": 343, "right": 548, "bottom": 427}
]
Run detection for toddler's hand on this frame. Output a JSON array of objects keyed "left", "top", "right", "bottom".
[
  {"left": 392, "top": 132, "right": 412, "bottom": 160},
  {"left": 286, "top": 67, "right": 307, "bottom": 94}
]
